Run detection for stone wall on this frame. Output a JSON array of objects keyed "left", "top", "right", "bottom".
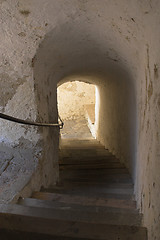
[{"left": 135, "top": 16, "right": 160, "bottom": 240}]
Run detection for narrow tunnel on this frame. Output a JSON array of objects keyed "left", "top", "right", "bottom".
[
  {"left": 34, "top": 41, "right": 137, "bottom": 180},
  {"left": 33, "top": 23, "right": 137, "bottom": 181},
  {"left": 0, "top": 1, "right": 159, "bottom": 239}
]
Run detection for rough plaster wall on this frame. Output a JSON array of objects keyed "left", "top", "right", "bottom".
[
  {"left": 58, "top": 81, "right": 95, "bottom": 120},
  {"left": 0, "top": 1, "right": 159, "bottom": 239},
  {"left": 0, "top": 0, "right": 60, "bottom": 202},
  {"left": 135, "top": 7, "right": 160, "bottom": 239},
  {"left": 0, "top": 140, "right": 41, "bottom": 203}
]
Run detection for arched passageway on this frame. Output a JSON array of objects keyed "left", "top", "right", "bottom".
[
  {"left": 33, "top": 25, "right": 137, "bottom": 180},
  {"left": 0, "top": 1, "right": 159, "bottom": 238}
]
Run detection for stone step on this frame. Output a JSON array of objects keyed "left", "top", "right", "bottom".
[
  {"left": 0, "top": 204, "right": 147, "bottom": 240},
  {"left": 0, "top": 229, "right": 91, "bottom": 240},
  {"left": 43, "top": 185, "right": 134, "bottom": 195},
  {"left": 60, "top": 169, "right": 132, "bottom": 183},
  {"left": 60, "top": 139, "right": 104, "bottom": 149},
  {"left": 18, "top": 198, "right": 141, "bottom": 226},
  {"left": 32, "top": 192, "right": 136, "bottom": 209},
  {"left": 59, "top": 180, "right": 133, "bottom": 188},
  {"left": 19, "top": 197, "right": 136, "bottom": 212},
  {"left": 59, "top": 149, "right": 112, "bottom": 158},
  {"left": 57, "top": 182, "right": 134, "bottom": 193},
  {"left": 59, "top": 156, "right": 119, "bottom": 164},
  {"left": 59, "top": 146, "right": 105, "bottom": 151},
  {"left": 60, "top": 169, "right": 130, "bottom": 177},
  {"left": 60, "top": 162, "right": 125, "bottom": 170},
  {"left": 60, "top": 168, "right": 129, "bottom": 174},
  {"left": 60, "top": 178, "right": 132, "bottom": 185},
  {"left": 60, "top": 175, "right": 132, "bottom": 184},
  {"left": 60, "top": 169, "right": 131, "bottom": 178},
  {"left": 59, "top": 145, "right": 111, "bottom": 151},
  {"left": 41, "top": 187, "right": 134, "bottom": 199}
]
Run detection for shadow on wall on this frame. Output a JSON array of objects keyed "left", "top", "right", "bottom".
[{"left": 33, "top": 23, "right": 137, "bottom": 180}]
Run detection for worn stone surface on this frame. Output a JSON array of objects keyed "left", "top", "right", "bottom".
[
  {"left": 0, "top": 1, "right": 159, "bottom": 239},
  {"left": 60, "top": 118, "right": 92, "bottom": 139},
  {"left": 0, "top": 139, "right": 40, "bottom": 203}
]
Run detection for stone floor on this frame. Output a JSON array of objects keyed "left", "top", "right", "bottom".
[
  {"left": 60, "top": 117, "right": 93, "bottom": 139},
  {"left": 0, "top": 138, "right": 146, "bottom": 239}
]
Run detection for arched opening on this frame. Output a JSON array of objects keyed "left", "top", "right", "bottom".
[
  {"left": 57, "top": 80, "right": 96, "bottom": 139},
  {"left": 33, "top": 26, "right": 137, "bottom": 187}
]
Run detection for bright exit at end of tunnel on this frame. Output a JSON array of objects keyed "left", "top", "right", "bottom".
[{"left": 57, "top": 81, "right": 97, "bottom": 139}]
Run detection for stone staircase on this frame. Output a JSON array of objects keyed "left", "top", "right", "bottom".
[{"left": 0, "top": 139, "right": 147, "bottom": 239}]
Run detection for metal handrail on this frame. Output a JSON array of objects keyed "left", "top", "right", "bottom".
[{"left": 0, "top": 112, "right": 64, "bottom": 129}]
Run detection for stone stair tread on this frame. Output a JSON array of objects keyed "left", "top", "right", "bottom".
[
  {"left": 60, "top": 172, "right": 132, "bottom": 181},
  {"left": 41, "top": 187, "right": 134, "bottom": 199},
  {"left": 0, "top": 203, "right": 147, "bottom": 240},
  {"left": 60, "top": 139, "right": 104, "bottom": 147},
  {"left": 60, "top": 176, "right": 132, "bottom": 184},
  {"left": 60, "top": 168, "right": 129, "bottom": 174},
  {"left": 58, "top": 182, "right": 133, "bottom": 189},
  {"left": 60, "top": 162, "right": 125, "bottom": 170},
  {"left": 20, "top": 197, "right": 136, "bottom": 211},
  {"left": 59, "top": 162, "right": 122, "bottom": 167},
  {"left": 59, "top": 154, "right": 115, "bottom": 159},
  {"left": 18, "top": 198, "right": 141, "bottom": 226},
  {"left": 42, "top": 186, "right": 134, "bottom": 195},
  {"left": 60, "top": 171, "right": 131, "bottom": 178},
  {"left": 60, "top": 170, "right": 132, "bottom": 179},
  {"left": 59, "top": 148, "right": 111, "bottom": 153},
  {"left": 32, "top": 192, "right": 136, "bottom": 209},
  {"left": 59, "top": 149, "right": 112, "bottom": 155},
  {"left": 60, "top": 146, "right": 105, "bottom": 151},
  {"left": 7, "top": 139, "right": 147, "bottom": 239},
  {"left": 0, "top": 229, "right": 95, "bottom": 240},
  {"left": 59, "top": 157, "right": 119, "bottom": 164},
  {"left": 59, "top": 151, "right": 113, "bottom": 158},
  {"left": 59, "top": 183, "right": 134, "bottom": 192},
  {"left": 60, "top": 169, "right": 130, "bottom": 175}
]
